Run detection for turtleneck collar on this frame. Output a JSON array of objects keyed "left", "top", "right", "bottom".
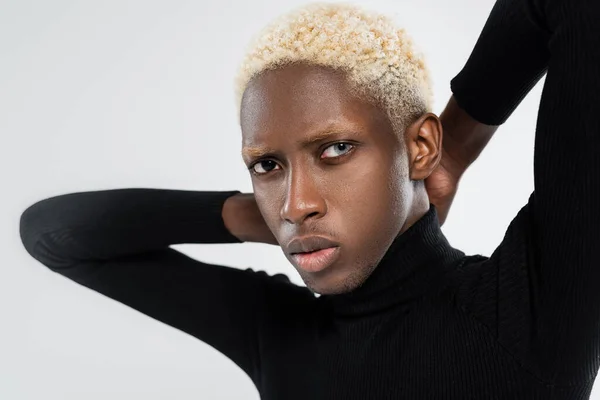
[{"left": 317, "top": 204, "right": 465, "bottom": 318}]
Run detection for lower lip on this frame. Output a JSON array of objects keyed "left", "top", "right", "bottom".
[{"left": 291, "top": 247, "right": 340, "bottom": 273}]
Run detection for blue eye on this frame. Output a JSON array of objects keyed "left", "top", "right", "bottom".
[
  {"left": 322, "top": 142, "right": 354, "bottom": 158},
  {"left": 248, "top": 142, "right": 355, "bottom": 176}
]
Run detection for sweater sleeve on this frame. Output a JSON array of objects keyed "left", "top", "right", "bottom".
[
  {"left": 450, "top": 0, "right": 600, "bottom": 386},
  {"left": 18, "top": 188, "right": 308, "bottom": 388}
]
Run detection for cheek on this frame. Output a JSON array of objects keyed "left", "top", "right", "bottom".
[
  {"left": 334, "top": 151, "right": 406, "bottom": 204},
  {"left": 344, "top": 154, "right": 408, "bottom": 234},
  {"left": 253, "top": 187, "right": 281, "bottom": 230},
  {"left": 326, "top": 162, "right": 401, "bottom": 226}
]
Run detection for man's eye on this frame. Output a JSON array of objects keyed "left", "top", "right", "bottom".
[
  {"left": 321, "top": 142, "right": 354, "bottom": 159},
  {"left": 249, "top": 143, "right": 354, "bottom": 176},
  {"left": 250, "top": 160, "right": 280, "bottom": 175}
]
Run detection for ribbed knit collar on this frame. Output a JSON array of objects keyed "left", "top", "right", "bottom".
[{"left": 317, "top": 204, "right": 465, "bottom": 318}]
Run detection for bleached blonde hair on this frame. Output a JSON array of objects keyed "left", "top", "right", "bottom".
[{"left": 235, "top": 2, "right": 433, "bottom": 137}]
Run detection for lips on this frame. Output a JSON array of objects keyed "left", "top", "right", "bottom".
[
  {"left": 291, "top": 247, "right": 341, "bottom": 273},
  {"left": 286, "top": 235, "right": 341, "bottom": 273},
  {"left": 286, "top": 235, "right": 340, "bottom": 255}
]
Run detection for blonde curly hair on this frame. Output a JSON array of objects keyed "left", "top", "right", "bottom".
[{"left": 235, "top": 2, "right": 433, "bottom": 136}]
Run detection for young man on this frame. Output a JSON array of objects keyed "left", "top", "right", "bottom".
[{"left": 19, "top": 0, "right": 600, "bottom": 398}]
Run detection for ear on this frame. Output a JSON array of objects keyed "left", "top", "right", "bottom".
[{"left": 405, "top": 113, "right": 443, "bottom": 181}]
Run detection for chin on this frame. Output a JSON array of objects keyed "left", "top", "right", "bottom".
[{"left": 303, "top": 270, "right": 368, "bottom": 296}]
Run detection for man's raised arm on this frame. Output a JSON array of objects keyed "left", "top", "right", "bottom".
[
  {"left": 19, "top": 188, "right": 308, "bottom": 388},
  {"left": 436, "top": 0, "right": 600, "bottom": 387}
]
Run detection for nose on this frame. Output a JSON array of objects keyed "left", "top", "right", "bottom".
[{"left": 280, "top": 168, "right": 326, "bottom": 225}]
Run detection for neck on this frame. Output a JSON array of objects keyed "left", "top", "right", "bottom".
[{"left": 316, "top": 203, "right": 464, "bottom": 318}]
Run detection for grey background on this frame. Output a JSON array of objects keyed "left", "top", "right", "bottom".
[{"left": 3, "top": 0, "right": 593, "bottom": 398}]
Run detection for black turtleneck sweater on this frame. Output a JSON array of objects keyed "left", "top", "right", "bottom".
[{"left": 18, "top": 0, "right": 600, "bottom": 398}]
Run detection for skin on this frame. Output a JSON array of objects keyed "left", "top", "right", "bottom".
[{"left": 239, "top": 63, "right": 443, "bottom": 295}]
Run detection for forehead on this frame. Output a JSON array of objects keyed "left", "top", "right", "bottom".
[{"left": 240, "top": 64, "right": 385, "bottom": 146}]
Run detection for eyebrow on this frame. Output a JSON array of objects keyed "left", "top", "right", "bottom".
[{"left": 242, "top": 129, "right": 359, "bottom": 161}]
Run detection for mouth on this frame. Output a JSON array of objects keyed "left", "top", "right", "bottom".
[{"left": 291, "top": 246, "right": 340, "bottom": 273}]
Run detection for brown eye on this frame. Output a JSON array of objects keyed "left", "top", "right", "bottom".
[
  {"left": 251, "top": 160, "right": 280, "bottom": 175},
  {"left": 321, "top": 142, "right": 354, "bottom": 159}
]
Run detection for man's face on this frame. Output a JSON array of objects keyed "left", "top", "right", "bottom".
[{"left": 240, "top": 63, "right": 413, "bottom": 295}]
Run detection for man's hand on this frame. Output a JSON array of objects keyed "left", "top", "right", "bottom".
[
  {"left": 222, "top": 192, "right": 279, "bottom": 245},
  {"left": 424, "top": 156, "right": 461, "bottom": 226},
  {"left": 427, "top": 96, "right": 499, "bottom": 226}
]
